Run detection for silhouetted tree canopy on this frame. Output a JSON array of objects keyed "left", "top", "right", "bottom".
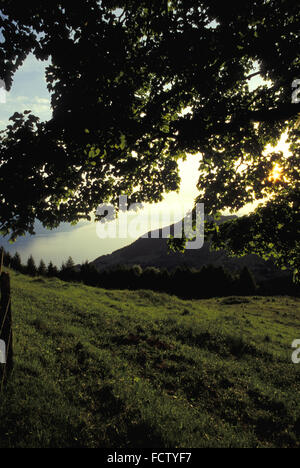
[{"left": 0, "top": 1, "right": 299, "bottom": 279}]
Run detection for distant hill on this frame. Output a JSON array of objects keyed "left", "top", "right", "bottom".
[{"left": 91, "top": 216, "right": 287, "bottom": 282}]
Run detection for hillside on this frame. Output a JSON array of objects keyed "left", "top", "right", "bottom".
[
  {"left": 91, "top": 218, "right": 287, "bottom": 283},
  {"left": 1, "top": 269, "right": 300, "bottom": 448}
]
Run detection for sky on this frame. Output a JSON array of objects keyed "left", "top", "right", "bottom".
[{"left": 0, "top": 54, "right": 51, "bottom": 126}]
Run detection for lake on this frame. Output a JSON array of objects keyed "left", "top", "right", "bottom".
[{"left": 0, "top": 221, "right": 133, "bottom": 268}]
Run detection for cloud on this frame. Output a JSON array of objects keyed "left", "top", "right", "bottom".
[
  {"left": 0, "top": 95, "right": 51, "bottom": 128},
  {"left": 7, "top": 95, "right": 30, "bottom": 103},
  {"left": 30, "top": 96, "right": 51, "bottom": 116},
  {"left": 0, "top": 54, "right": 52, "bottom": 129},
  {"left": 0, "top": 53, "right": 52, "bottom": 129}
]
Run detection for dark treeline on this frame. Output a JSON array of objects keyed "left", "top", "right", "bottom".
[{"left": 1, "top": 247, "right": 298, "bottom": 299}]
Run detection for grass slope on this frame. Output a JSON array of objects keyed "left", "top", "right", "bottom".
[{"left": 0, "top": 269, "right": 300, "bottom": 448}]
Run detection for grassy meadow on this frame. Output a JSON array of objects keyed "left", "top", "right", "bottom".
[{"left": 0, "top": 269, "right": 300, "bottom": 448}]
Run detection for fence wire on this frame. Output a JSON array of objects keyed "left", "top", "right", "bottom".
[{"left": 0, "top": 248, "right": 12, "bottom": 392}]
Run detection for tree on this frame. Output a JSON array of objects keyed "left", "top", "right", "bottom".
[
  {"left": 236, "top": 266, "right": 257, "bottom": 296},
  {"left": 80, "top": 261, "right": 99, "bottom": 286},
  {"left": 11, "top": 252, "right": 22, "bottom": 272},
  {"left": 26, "top": 255, "right": 37, "bottom": 276},
  {"left": 65, "top": 256, "right": 75, "bottom": 270},
  {"left": 141, "top": 266, "right": 161, "bottom": 291},
  {"left": 47, "top": 261, "right": 58, "bottom": 277},
  {"left": 3, "top": 249, "right": 11, "bottom": 268},
  {"left": 0, "top": 1, "right": 299, "bottom": 280},
  {"left": 37, "top": 259, "right": 47, "bottom": 276},
  {"left": 60, "top": 256, "right": 77, "bottom": 281}
]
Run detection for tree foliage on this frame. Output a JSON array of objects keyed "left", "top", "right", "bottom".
[
  {"left": 26, "top": 254, "right": 37, "bottom": 276},
  {"left": 47, "top": 261, "right": 58, "bottom": 277},
  {"left": 37, "top": 259, "right": 47, "bottom": 276},
  {"left": 0, "top": 1, "right": 299, "bottom": 278}
]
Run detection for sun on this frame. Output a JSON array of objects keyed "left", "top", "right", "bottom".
[{"left": 268, "top": 163, "right": 283, "bottom": 182}]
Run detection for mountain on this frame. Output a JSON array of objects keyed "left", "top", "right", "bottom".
[{"left": 91, "top": 217, "right": 287, "bottom": 282}]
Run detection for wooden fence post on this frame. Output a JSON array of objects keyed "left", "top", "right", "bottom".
[{"left": 0, "top": 256, "right": 13, "bottom": 388}]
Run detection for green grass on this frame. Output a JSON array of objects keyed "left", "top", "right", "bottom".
[{"left": 0, "top": 269, "right": 300, "bottom": 448}]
